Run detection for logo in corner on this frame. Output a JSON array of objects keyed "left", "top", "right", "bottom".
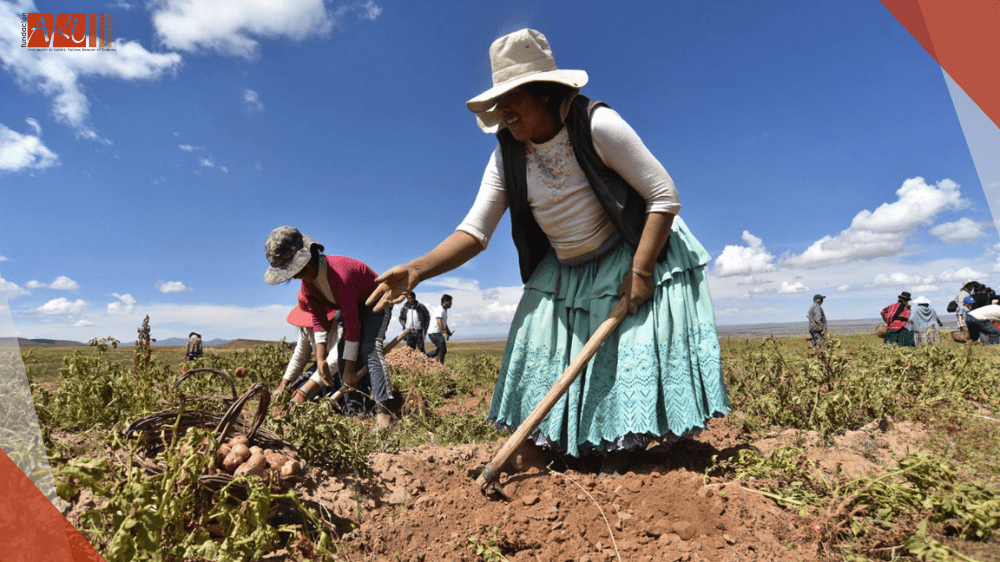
[{"left": 24, "top": 13, "right": 116, "bottom": 51}]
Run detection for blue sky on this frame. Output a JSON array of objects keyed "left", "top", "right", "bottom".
[{"left": 1, "top": 0, "right": 997, "bottom": 343}]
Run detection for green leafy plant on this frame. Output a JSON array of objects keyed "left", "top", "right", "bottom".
[
  {"left": 467, "top": 527, "right": 508, "bottom": 562},
  {"left": 56, "top": 427, "right": 336, "bottom": 561}
]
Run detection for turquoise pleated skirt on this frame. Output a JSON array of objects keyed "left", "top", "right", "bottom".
[{"left": 487, "top": 216, "right": 729, "bottom": 458}]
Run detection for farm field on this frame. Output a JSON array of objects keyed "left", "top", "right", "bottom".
[{"left": 11, "top": 323, "right": 1000, "bottom": 561}]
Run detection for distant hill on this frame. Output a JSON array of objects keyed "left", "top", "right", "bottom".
[
  {"left": 213, "top": 339, "right": 280, "bottom": 348},
  {"left": 12, "top": 337, "right": 87, "bottom": 347},
  {"left": 147, "top": 337, "right": 231, "bottom": 347}
]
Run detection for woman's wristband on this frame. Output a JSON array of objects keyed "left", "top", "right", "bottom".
[{"left": 631, "top": 267, "right": 652, "bottom": 278}]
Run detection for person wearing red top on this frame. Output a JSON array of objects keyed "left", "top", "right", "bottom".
[
  {"left": 265, "top": 226, "right": 394, "bottom": 429},
  {"left": 880, "top": 291, "right": 915, "bottom": 347}
]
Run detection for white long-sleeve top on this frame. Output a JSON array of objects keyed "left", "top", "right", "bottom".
[
  {"left": 970, "top": 304, "right": 1000, "bottom": 323},
  {"left": 457, "top": 106, "right": 680, "bottom": 261},
  {"left": 282, "top": 325, "right": 341, "bottom": 384}
]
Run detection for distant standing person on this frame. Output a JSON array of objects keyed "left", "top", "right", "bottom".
[
  {"left": 426, "top": 294, "right": 453, "bottom": 364},
  {"left": 881, "top": 291, "right": 914, "bottom": 347},
  {"left": 909, "top": 296, "right": 944, "bottom": 346},
  {"left": 806, "top": 294, "right": 827, "bottom": 349},
  {"left": 398, "top": 292, "right": 430, "bottom": 352},
  {"left": 186, "top": 332, "right": 203, "bottom": 361},
  {"left": 953, "top": 280, "right": 978, "bottom": 331}
]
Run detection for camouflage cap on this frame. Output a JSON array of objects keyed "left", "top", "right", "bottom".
[{"left": 263, "top": 226, "right": 324, "bottom": 285}]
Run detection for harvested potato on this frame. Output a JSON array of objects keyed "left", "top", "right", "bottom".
[
  {"left": 222, "top": 452, "right": 243, "bottom": 473},
  {"left": 234, "top": 366, "right": 248, "bottom": 378},
  {"left": 265, "top": 453, "right": 288, "bottom": 468},
  {"left": 228, "top": 435, "right": 249, "bottom": 448},
  {"left": 249, "top": 446, "right": 263, "bottom": 456},
  {"left": 234, "top": 464, "right": 265, "bottom": 478},
  {"left": 279, "top": 460, "right": 301, "bottom": 478},
  {"left": 245, "top": 453, "right": 267, "bottom": 471},
  {"left": 230, "top": 444, "right": 251, "bottom": 462}
]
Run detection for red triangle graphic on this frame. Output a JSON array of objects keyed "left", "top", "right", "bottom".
[
  {"left": 881, "top": 0, "right": 1000, "bottom": 129},
  {"left": 0, "top": 449, "right": 106, "bottom": 562}
]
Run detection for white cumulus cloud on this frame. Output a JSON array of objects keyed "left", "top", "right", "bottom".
[
  {"left": 1, "top": 275, "right": 31, "bottom": 300},
  {"left": 937, "top": 266, "right": 986, "bottom": 283},
  {"left": 1, "top": 2, "right": 183, "bottom": 139},
  {"left": 0, "top": 121, "right": 58, "bottom": 172},
  {"left": 156, "top": 281, "right": 191, "bottom": 293},
  {"left": 73, "top": 319, "right": 95, "bottom": 327},
  {"left": 242, "top": 88, "right": 263, "bottom": 111},
  {"left": 929, "top": 218, "right": 989, "bottom": 243},
  {"left": 107, "top": 293, "right": 136, "bottom": 314},
  {"left": 782, "top": 177, "right": 967, "bottom": 268},
  {"left": 24, "top": 276, "right": 79, "bottom": 290},
  {"left": 152, "top": 0, "right": 337, "bottom": 58},
  {"left": 712, "top": 231, "right": 777, "bottom": 277},
  {"left": 334, "top": 0, "right": 383, "bottom": 21},
  {"left": 872, "top": 272, "right": 935, "bottom": 287},
  {"left": 33, "top": 297, "right": 88, "bottom": 316},
  {"left": 778, "top": 281, "right": 808, "bottom": 294},
  {"left": 50, "top": 276, "right": 80, "bottom": 291},
  {"left": 425, "top": 277, "right": 481, "bottom": 293}
]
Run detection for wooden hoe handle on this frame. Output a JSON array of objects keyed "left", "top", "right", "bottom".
[{"left": 476, "top": 297, "right": 630, "bottom": 489}]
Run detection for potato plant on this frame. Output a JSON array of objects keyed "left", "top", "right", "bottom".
[
  {"left": 56, "top": 428, "right": 336, "bottom": 562},
  {"left": 725, "top": 335, "right": 1000, "bottom": 436}
]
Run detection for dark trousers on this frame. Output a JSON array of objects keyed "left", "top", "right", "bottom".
[
  {"left": 967, "top": 316, "right": 1000, "bottom": 345},
  {"left": 809, "top": 328, "right": 824, "bottom": 349},
  {"left": 427, "top": 333, "right": 447, "bottom": 364},
  {"left": 405, "top": 330, "right": 425, "bottom": 352}
]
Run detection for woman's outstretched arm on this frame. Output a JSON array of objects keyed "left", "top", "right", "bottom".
[{"left": 366, "top": 231, "right": 483, "bottom": 311}]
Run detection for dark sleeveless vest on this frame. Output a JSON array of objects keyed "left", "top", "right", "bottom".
[{"left": 497, "top": 94, "right": 671, "bottom": 283}]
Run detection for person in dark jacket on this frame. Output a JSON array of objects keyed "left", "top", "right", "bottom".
[
  {"left": 186, "top": 332, "right": 203, "bottom": 361},
  {"left": 398, "top": 291, "right": 430, "bottom": 352},
  {"left": 807, "top": 294, "right": 827, "bottom": 349}
]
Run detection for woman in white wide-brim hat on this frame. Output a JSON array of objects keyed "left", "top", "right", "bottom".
[{"left": 368, "top": 29, "right": 728, "bottom": 475}]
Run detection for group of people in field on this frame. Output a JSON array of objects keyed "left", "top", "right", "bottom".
[
  {"left": 257, "top": 29, "right": 729, "bottom": 476},
  {"left": 808, "top": 280, "right": 1000, "bottom": 350},
  {"left": 873, "top": 281, "right": 999, "bottom": 347}
]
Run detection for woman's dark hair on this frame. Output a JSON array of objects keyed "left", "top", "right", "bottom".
[{"left": 521, "top": 81, "right": 574, "bottom": 122}]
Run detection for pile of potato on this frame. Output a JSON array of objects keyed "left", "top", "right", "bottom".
[{"left": 214, "top": 435, "right": 301, "bottom": 479}]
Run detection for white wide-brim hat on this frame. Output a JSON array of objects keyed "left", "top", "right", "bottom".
[{"left": 466, "top": 29, "right": 588, "bottom": 132}]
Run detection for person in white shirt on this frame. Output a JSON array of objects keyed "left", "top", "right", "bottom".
[
  {"left": 966, "top": 302, "right": 1000, "bottom": 345},
  {"left": 426, "top": 294, "right": 453, "bottom": 364},
  {"left": 273, "top": 303, "right": 341, "bottom": 404}
]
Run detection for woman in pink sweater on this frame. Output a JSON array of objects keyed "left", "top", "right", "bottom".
[{"left": 264, "top": 226, "right": 394, "bottom": 428}]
